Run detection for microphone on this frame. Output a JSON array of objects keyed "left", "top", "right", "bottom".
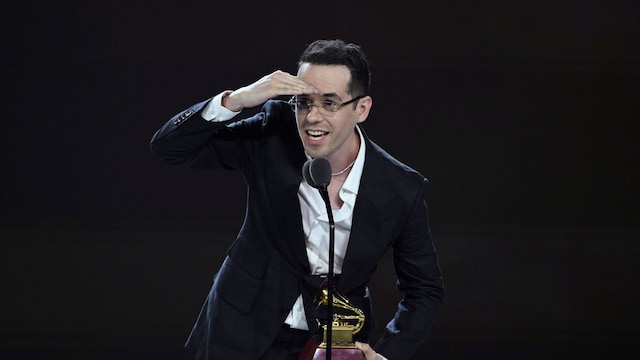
[
  {"left": 302, "top": 157, "right": 331, "bottom": 189},
  {"left": 302, "top": 158, "right": 335, "bottom": 360}
]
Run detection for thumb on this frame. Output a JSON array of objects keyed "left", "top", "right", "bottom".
[{"left": 354, "top": 341, "right": 376, "bottom": 359}]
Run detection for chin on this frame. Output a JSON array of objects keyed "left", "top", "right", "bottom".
[{"left": 302, "top": 144, "right": 321, "bottom": 157}]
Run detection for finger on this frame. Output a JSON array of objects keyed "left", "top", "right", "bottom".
[
  {"left": 354, "top": 341, "right": 371, "bottom": 354},
  {"left": 354, "top": 342, "right": 380, "bottom": 360},
  {"left": 275, "top": 74, "right": 317, "bottom": 95},
  {"left": 263, "top": 72, "right": 316, "bottom": 96},
  {"left": 270, "top": 71, "right": 317, "bottom": 93}
]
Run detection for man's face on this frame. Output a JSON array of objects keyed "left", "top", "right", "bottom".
[{"left": 295, "top": 63, "right": 370, "bottom": 163}]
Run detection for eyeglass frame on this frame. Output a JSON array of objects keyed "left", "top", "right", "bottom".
[{"left": 288, "top": 95, "right": 366, "bottom": 115}]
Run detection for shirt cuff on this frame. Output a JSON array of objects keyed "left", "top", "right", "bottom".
[{"left": 201, "top": 91, "right": 241, "bottom": 122}]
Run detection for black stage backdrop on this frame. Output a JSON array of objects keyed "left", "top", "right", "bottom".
[{"left": 1, "top": 1, "right": 638, "bottom": 359}]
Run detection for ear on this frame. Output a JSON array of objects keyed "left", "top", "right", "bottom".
[{"left": 356, "top": 96, "right": 373, "bottom": 124}]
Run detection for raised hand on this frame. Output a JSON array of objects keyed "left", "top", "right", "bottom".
[{"left": 223, "top": 70, "right": 318, "bottom": 111}]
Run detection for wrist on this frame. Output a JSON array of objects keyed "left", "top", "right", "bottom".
[{"left": 221, "top": 90, "right": 242, "bottom": 112}]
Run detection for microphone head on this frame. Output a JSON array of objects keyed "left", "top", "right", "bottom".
[{"left": 302, "top": 158, "right": 331, "bottom": 189}]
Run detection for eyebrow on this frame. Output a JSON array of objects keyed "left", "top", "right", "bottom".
[
  {"left": 321, "top": 92, "right": 340, "bottom": 99},
  {"left": 299, "top": 93, "right": 342, "bottom": 100}
]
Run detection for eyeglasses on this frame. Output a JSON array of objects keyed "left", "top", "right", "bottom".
[{"left": 288, "top": 95, "right": 365, "bottom": 116}]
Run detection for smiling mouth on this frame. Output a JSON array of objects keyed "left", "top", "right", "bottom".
[{"left": 306, "top": 130, "right": 328, "bottom": 140}]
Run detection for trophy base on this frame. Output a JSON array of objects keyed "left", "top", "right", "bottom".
[{"left": 311, "top": 347, "right": 365, "bottom": 360}]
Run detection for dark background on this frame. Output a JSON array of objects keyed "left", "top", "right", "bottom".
[{"left": 1, "top": 1, "right": 639, "bottom": 359}]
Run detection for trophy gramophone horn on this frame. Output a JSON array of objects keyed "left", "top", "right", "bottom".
[
  {"left": 313, "top": 285, "right": 366, "bottom": 347},
  {"left": 309, "top": 284, "right": 367, "bottom": 359},
  {"left": 314, "top": 286, "right": 366, "bottom": 335}
]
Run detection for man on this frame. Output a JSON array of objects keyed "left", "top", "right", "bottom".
[{"left": 151, "top": 39, "right": 444, "bottom": 360}]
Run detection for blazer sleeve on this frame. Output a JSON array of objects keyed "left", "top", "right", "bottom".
[
  {"left": 374, "top": 178, "right": 445, "bottom": 360},
  {"left": 149, "top": 98, "right": 273, "bottom": 170}
]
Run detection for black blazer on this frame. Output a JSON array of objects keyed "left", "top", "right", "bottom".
[{"left": 150, "top": 99, "right": 444, "bottom": 360}]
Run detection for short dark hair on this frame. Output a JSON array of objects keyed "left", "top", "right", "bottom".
[{"left": 297, "top": 39, "right": 371, "bottom": 97}]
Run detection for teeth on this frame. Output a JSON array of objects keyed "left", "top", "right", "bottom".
[{"left": 307, "top": 130, "right": 326, "bottom": 137}]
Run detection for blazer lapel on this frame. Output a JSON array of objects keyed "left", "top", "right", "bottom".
[
  {"left": 340, "top": 139, "right": 400, "bottom": 293},
  {"left": 265, "top": 143, "right": 311, "bottom": 275}
]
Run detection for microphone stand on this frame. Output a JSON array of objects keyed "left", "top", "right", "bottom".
[
  {"left": 317, "top": 184, "right": 335, "bottom": 360},
  {"left": 304, "top": 158, "right": 362, "bottom": 360}
]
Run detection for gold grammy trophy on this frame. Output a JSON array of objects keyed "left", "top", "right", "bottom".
[{"left": 311, "top": 283, "right": 366, "bottom": 360}]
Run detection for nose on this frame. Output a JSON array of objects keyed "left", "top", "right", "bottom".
[{"left": 305, "top": 103, "right": 323, "bottom": 123}]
